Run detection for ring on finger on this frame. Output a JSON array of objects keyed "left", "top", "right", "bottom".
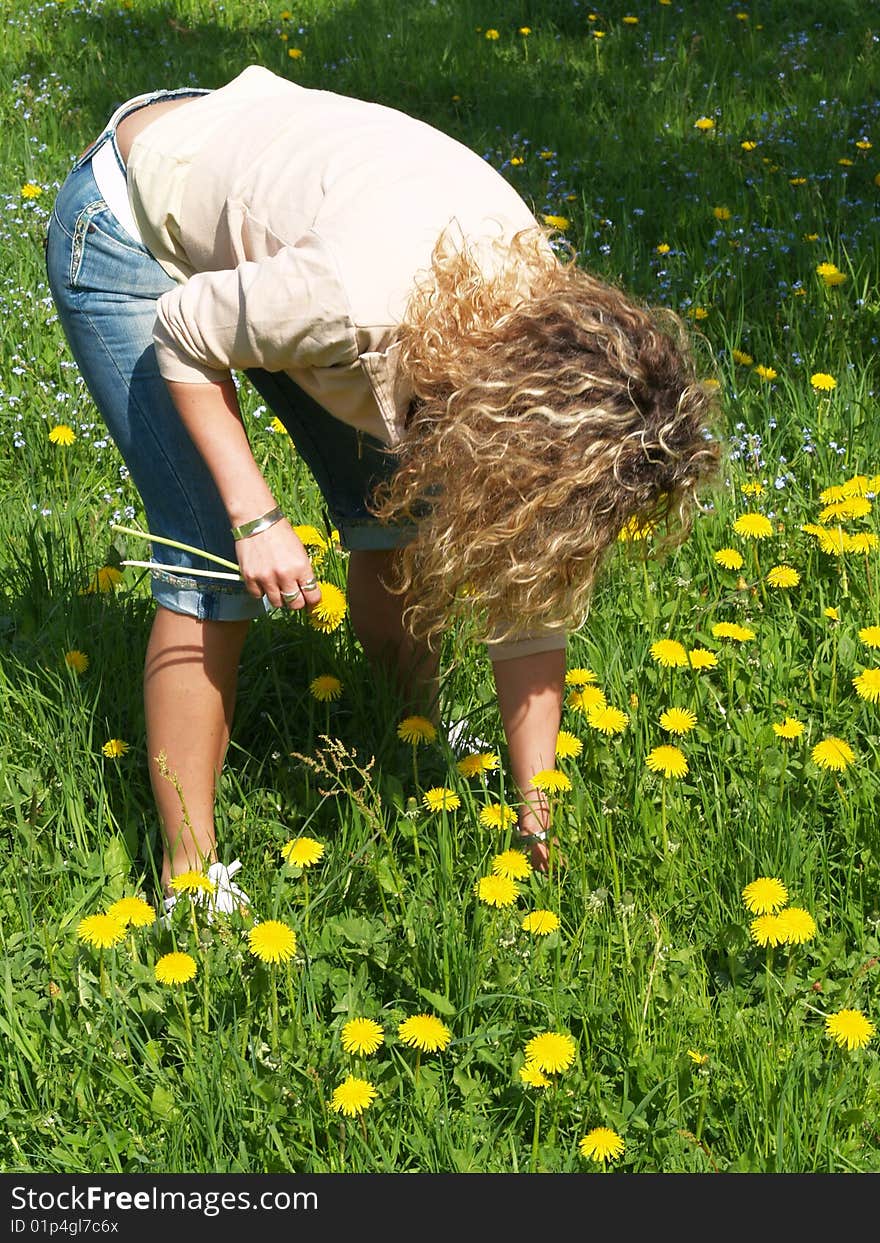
[
  {"left": 280, "top": 588, "right": 302, "bottom": 603},
  {"left": 301, "top": 577, "right": 319, "bottom": 591}
]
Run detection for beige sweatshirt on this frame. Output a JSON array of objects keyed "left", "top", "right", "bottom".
[{"left": 126, "top": 64, "right": 565, "bottom": 660}]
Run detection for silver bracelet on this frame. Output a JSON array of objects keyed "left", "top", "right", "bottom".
[
  {"left": 230, "top": 505, "right": 285, "bottom": 542},
  {"left": 519, "top": 828, "right": 547, "bottom": 842}
]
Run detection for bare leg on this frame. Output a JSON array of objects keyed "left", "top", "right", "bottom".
[
  {"left": 346, "top": 549, "right": 440, "bottom": 716},
  {"left": 143, "top": 607, "right": 250, "bottom": 889}
]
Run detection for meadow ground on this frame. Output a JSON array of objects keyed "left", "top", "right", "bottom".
[{"left": 1, "top": 0, "right": 878, "bottom": 1176}]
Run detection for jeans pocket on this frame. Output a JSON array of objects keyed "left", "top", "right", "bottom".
[{"left": 69, "top": 201, "right": 171, "bottom": 298}]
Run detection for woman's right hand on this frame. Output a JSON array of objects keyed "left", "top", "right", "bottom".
[{"left": 235, "top": 518, "right": 323, "bottom": 612}]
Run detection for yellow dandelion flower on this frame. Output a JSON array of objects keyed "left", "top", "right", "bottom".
[
  {"left": 656, "top": 242, "right": 671, "bottom": 254},
  {"left": 687, "top": 1049, "right": 709, "bottom": 1065},
  {"left": 456, "top": 751, "right": 500, "bottom": 778},
  {"left": 645, "top": 745, "right": 688, "bottom": 779},
  {"left": 247, "top": 920, "right": 297, "bottom": 964},
  {"left": 169, "top": 870, "right": 216, "bottom": 896},
  {"left": 586, "top": 704, "right": 629, "bottom": 735},
  {"left": 542, "top": 214, "right": 570, "bottom": 231},
  {"left": 76, "top": 913, "right": 126, "bottom": 949},
  {"left": 519, "top": 1063, "right": 551, "bottom": 1088},
  {"left": 714, "top": 547, "right": 744, "bottom": 570},
  {"left": 650, "top": 638, "right": 689, "bottom": 668},
  {"left": 742, "top": 876, "right": 789, "bottom": 914},
  {"left": 524, "top": 1031, "right": 576, "bottom": 1074},
  {"left": 308, "top": 581, "right": 347, "bottom": 632},
  {"left": 753, "top": 365, "right": 777, "bottom": 382},
  {"left": 766, "top": 564, "right": 800, "bottom": 589},
  {"left": 858, "top": 625, "right": 880, "bottom": 648},
  {"left": 86, "top": 566, "right": 124, "bottom": 593},
  {"left": 565, "top": 667, "right": 598, "bottom": 686},
  {"left": 843, "top": 474, "right": 872, "bottom": 496},
  {"left": 579, "top": 1127, "right": 624, "bottom": 1164},
  {"left": 812, "top": 526, "right": 849, "bottom": 556},
  {"left": 825, "top": 1009, "right": 875, "bottom": 1051},
  {"left": 741, "top": 140, "right": 758, "bottom": 151},
  {"left": 530, "top": 768, "right": 572, "bottom": 793},
  {"left": 155, "top": 951, "right": 197, "bottom": 985},
  {"left": 659, "top": 706, "right": 697, "bottom": 735},
  {"left": 773, "top": 717, "right": 805, "bottom": 740},
  {"left": 713, "top": 205, "right": 732, "bottom": 220},
  {"left": 309, "top": 674, "right": 342, "bottom": 702},
  {"left": 522, "top": 909, "right": 560, "bottom": 936},
  {"left": 733, "top": 512, "right": 773, "bottom": 539},
  {"left": 811, "top": 372, "right": 837, "bottom": 392},
  {"left": 687, "top": 647, "right": 718, "bottom": 669},
  {"left": 811, "top": 736, "right": 855, "bottom": 771},
  {"left": 423, "top": 787, "right": 460, "bottom": 813},
  {"left": 484, "top": 27, "right": 500, "bottom": 39},
  {"left": 64, "top": 650, "right": 89, "bottom": 674},
  {"left": 824, "top": 607, "right": 839, "bottom": 621},
  {"left": 287, "top": 47, "right": 303, "bottom": 59},
  {"left": 816, "top": 261, "right": 846, "bottom": 286},
  {"left": 21, "top": 182, "right": 44, "bottom": 198},
  {"left": 48, "top": 424, "right": 76, "bottom": 446},
  {"left": 398, "top": 1013, "right": 452, "bottom": 1053},
  {"left": 269, "top": 416, "right": 288, "bottom": 434},
  {"left": 694, "top": 116, "right": 715, "bottom": 131},
  {"left": 741, "top": 481, "right": 766, "bottom": 497},
  {"left": 492, "top": 849, "right": 532, "bottom": 881},
  {"left": 555, "top": 729, "right": 583, "bottom": 759},
  {"left": 732, "top": 350, "right": 754, "bottom": 366},
  {"left": 618, "top": 515, "right": 655, "bottom": 541},
  {"left": 820, "top": 497, "right": 872, "bottom": 523},
  {"left": 106, "top": 896, "right": 156, "bottom": 928},
  {"left": 292, "top": 524, "right": 327, "bottom": 550},
  {"left": 281, "top": 837, "right": 325, "bottom": 868},
  {"left": 330, "top": 1075, "right": 377, "bottom": 1117},
  {"left": 622, "top": 14, "right": 639, "bottom": 23},
  {"left": 749, "top": 913, "right": 786, "bottom": 947},
  {"left": 476, "top": 873, "right": 520, "bottom": 908},
  {"left": 853, "top": 668, "right": 880, "bottom": 703},
  {"left": 397, "top": 715, "right": 437, "bottom": 745},
  {"left": 101, "top": 738, "right": 129, "bottom": 758},
  {"left": 711, "top": 622, "right": 755, "bottom": 641},
  {"left": 846, "top": 532, "right": 879, "bottom": 554},
  {"left": 567, "top": 685, "right": 607, "bottom": 713},
  {"left": 479, "top": 803, "right": 517, "bottom": 830},
  {"left": 341, "top": 1018, "right": 385, "bottom": 1056},
  {"left": 776, "top": 907, "right": 817, "bottom": 945}
]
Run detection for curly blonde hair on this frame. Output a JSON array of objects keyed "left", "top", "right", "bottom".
[{"left": 371, "top": 228, "right": 721, "bottom": 646}]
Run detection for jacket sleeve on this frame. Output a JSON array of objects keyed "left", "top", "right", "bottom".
[
  {"left": 152, "top": 234, "right": 359, "bottom": 384},
  {"left": 485, "top": 627, "right": 567, "bottom": 663}
]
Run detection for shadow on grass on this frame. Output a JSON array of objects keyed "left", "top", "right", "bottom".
[{"left": 0, "top": 514, "right": 431, "bottom": 891}]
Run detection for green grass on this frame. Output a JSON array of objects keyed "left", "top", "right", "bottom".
[{"left": 1, "top": 0, "right": 879, "bottom": 1174}]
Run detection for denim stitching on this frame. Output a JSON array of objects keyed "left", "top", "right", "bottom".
[{"left": 70, "top": 200, "right": 105, "bottom": 286}]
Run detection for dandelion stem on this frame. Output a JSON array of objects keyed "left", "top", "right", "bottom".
[
  {"left": 270, "top": 970, "right": 281, "bottom": 1058},
  {"left": 530, "top": 1094, "right": 542, "bottom": 1173},
  {"left": 180, "top": 987, "right": 194, "bottom": 1055},
  {"left": 121, "top": 559, "right": 242, "bottom": 582},
  {"left": 660, "top": 781, "right": 670, "bottom": 855},
  {"left": 110, "top": 524, "right": 240, "bottom": 572}
]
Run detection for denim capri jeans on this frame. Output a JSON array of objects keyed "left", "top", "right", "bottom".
[{"left": 45, "top": 89, "right": 407, "bottom": 623}]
